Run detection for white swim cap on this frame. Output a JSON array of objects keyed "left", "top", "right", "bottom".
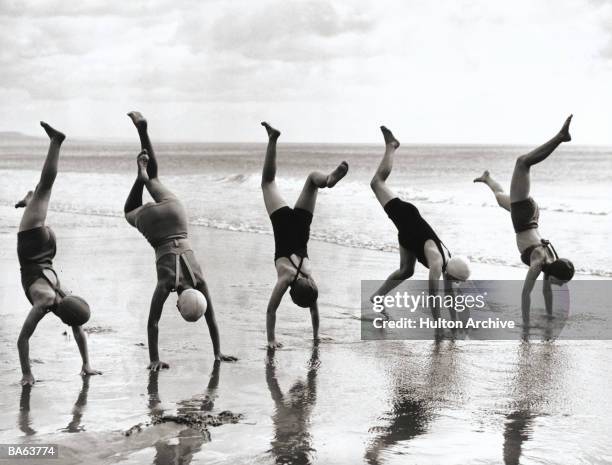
[
  {"left": 177, "top": 289, "right": 207, "bottom": 322},
  {"left": 446, "top": 256, "right": 471, "bottom": 281}
]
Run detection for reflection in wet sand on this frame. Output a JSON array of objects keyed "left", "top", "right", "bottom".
[
  {"left": 503, "top": 338, "right": 563, "bottom": 465},
  {"left": 266, "top": 345, "right": 320, "bottom": 465},
  {"left": 62, "top": 376, "right": 91, "bottom": 433},
  {"left": 19, "top": 375, "right": 92, "bottom": 436},
  {"left": 147, "top": 363, "right": 221, "bottom": 465},
  {"left": 365, "top": 340, "right": 460, "bottom": 465},
  {"left": 18, "top": 385, "right": 36, "bottom": 436}
]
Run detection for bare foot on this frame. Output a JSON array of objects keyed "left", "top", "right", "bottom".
[
  {"left": 558, "top": 114, "right": 572, "bottom": 142},
  {"left": 40, "top": 122, "right": 65, "bottom": 143},
  {"left": 327, "top": 161, "right": 349, "bottom": 187},
  {"left": 380, "top": 126, "right": 400, "bottom": 149},
  {"left": 127, "top": 111, "right": 147, "bottom": 131},
  {"left": 15, "top": 190, "right": 34, "bottom": 208},
  {"left": 473, "top": 170, "right": 490, "bottom": 183},
  {"left": 261, "top": 122, "right": 280, "bottom": 140},
  {"left": 137, "top": 150, "right": 150, "bottom": 182}
]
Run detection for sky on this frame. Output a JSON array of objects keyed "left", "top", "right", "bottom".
[{"left": 1, "top": 0, "right": 612, "bottom": 144}]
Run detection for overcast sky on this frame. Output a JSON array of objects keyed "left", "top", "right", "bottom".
[{"left": 1, "top": 0, "right": 612, "bottom": 143}]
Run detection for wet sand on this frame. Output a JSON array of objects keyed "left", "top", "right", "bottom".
[{"left": 0, "top": 207, "right": 611, "bottom": 465}]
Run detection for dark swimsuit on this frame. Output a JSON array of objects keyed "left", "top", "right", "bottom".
[
  {"left": 383, "top": 198, "right": 449, "bottom": 270},
  {"left": 270, "top": 206, "right": 313, "bottom": 262},
  {"left": 17, "top": 226, "right": 63, "bottom": 305},
  {"left": 511, "top": 197, "right": 539, "bottom": 233},
  {"left": 131, "top": 198, "right": 202, "bottom": 291},
  {"left": 511, "top": 197, "right": 558, "bottom": 266}
]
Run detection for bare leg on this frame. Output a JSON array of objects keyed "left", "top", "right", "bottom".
[
  {"left": 18, "top": 122, "right": 65, "bottom": 231},
  {"left": 124, "top": 152, "right": 149, "bottom": 213},
  {"left": 510, "top": 115, "right": 572, "bottom": 202},
  {"left": 127, "top": 112, "right": 175, "bottom": 202},
  {"left": 474, "top": 170, "right": 511, "bottom": 211},
  {"left": 370, "top": 126, "right": 400, "bottom": 207},
  {"left": 261, "top": 122, "right": 287, "bottom": 215},
  {"left": 369, "top": 245, "right": 416, "bottom": 302},
  {"left": 294, "top": 161, "right": 348, "bottom": 213}
]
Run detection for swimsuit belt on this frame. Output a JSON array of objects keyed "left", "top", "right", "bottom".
[
  {"left": 174, "top": 252, "right": 198, "bottom": 292},
  {"left": 39, "top": 268, "right": 65, "bottom": 300},
  {"left": 288, "top": 256, "right": 307, "bottom": 284}
]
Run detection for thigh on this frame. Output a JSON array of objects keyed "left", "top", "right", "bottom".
[
  {"left": 147, "top": 179, "right": 177, "bottom": 203},
  {"left": 263, "top": 182, "right": 287, "bottom": 215},
  {"left": 510, "top": 160, "right": 530, "bottom": 202},
  {"left": 294, "top": 178, "right": 318, "bottom": 214},
  {"left": 399, "top": 244, "right": 417, "bottom": 273},
  {"left": 19, "top": 190, "right": 51, "bottom": 231}
]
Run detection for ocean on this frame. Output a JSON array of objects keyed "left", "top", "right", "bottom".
[{"left": 1, "top": 138, "right": 610, "bottom": 277}]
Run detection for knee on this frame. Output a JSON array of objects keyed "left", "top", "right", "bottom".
[
  {"left": 370, "top": 176, "right": 383, "bottom": 191},
  {"left": 515, "top": 155, "right": 528, "bottom": 170},
  {"left": 398, "top": 267, "right": 414, "bottom": 280}
]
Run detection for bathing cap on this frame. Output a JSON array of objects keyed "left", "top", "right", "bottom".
[
  {"left": 446, "top": 256, "right": 471, "bottom": 281},
  {"left": 289, "top": 277, "right": 319, "bottom": 308},
  {"left": 546, "top": 258, "right": 575, "bottom": 281},
  {"left": 177, "top": 289, "right": 207, "bottom": 322},
  {"left": 55, "top": 295, "right": 91, "bottom": 326}
]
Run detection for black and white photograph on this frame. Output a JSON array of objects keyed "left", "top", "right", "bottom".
[{"left": 0, "top": 1, "right": 611, "bottom": 464}]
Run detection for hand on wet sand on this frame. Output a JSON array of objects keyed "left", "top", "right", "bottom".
[
  {"left": 215, "top": 354, "right": 238, "bottom": 362},
  {"left": 267, "top": 340, "right": 283, "bottom": 349},
  {"left": 81, "top": 365, "right": 102, "bottom": 376},
  {"left": 147, "top": 360, "right": 170, "bottom": 371},
  {"left": 20, "top": 373, "right": 35, "bottom": 386}
]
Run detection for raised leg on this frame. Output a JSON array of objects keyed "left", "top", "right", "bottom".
[
  {"left": 18, "top": 122, "right": 65, "bottom": 231},
  {"left": 127, "top": 112, "right": 175, "bottom": 202},
  {"left": 370, "top": 126, "right": 400, "bottom": 207},
  {"left": 473, "top": 170, "right": 511, "bottom": 211},
  {"left": 294, "top": 160, "right": 348, "bottom": 213},
  {"left": 369, "top": 245, "right": 417, "bottom": 301},
  {"left": 510, "top": 115, "right": 572, "bottom": 202},
  {"left": 260, "top": 122, "right": 287, "bottom": 215}
]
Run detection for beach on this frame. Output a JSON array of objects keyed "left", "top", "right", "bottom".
[
  {"left": 0, "top": 139, "right": 611, "bottom": 464},
  {"left": 0, "top": 204, "right": 611, "bottom": 464}
]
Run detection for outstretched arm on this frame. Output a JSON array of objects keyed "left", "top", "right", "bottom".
[
  {"left": 72, "top": 326, "right": 102, "bottom": 376},
  {"left": 147, "top": 284, "right": 171, "bottom": 371},
  {"left": 17, "top": 306, "right": 48, "bottom": 386},
  {"left": 542, "top": 274, "right": 553, "bottom": 317},
  {"left": 521, "top": 264, "right": 542, "bottom": 324},
  {"left": 197, "top": 281, "right": 238, "bottom": 362},
  {"left": 266, "top": 277, "right": 290, "bottom": 348},
  {"left": 428, "top": 261, "right": 443, "bottom": 320},
  {"left": 309, "top": 301, "right": 320, "bottom": 341}
]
